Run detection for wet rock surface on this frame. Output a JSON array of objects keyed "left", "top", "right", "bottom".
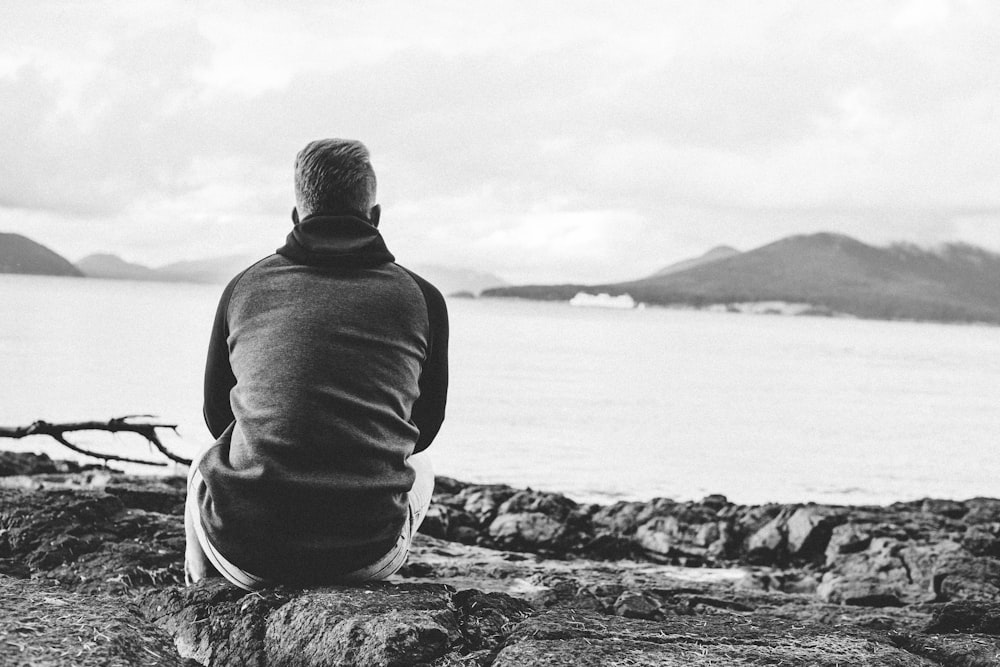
[
  {"left": 2, "top": 453, "right": 1000, "bottom": 665},
  {"left": 0, "top": 574, "right": 183, "bottom": 667}
]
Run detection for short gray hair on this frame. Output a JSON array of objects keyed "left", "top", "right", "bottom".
[{"left": 294, "top": 139, "right": 377, "bottom": 216}]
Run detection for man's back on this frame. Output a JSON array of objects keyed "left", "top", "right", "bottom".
[{"left": 196, "top": 213, "right": 448, "bottom": 584}]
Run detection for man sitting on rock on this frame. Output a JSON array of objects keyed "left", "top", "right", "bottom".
[{"left": 184, "top": 138, "right": 448, "bottom": 590}]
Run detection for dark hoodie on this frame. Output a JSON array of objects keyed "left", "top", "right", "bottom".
[{"left": 197, "top": 213, "right": 448, "bottom": 584}]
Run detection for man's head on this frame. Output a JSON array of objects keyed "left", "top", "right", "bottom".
[{"left": 294, "top": 139, "right": 379, "bottom": 224}]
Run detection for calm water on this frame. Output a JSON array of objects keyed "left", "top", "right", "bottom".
[{"left": 2, "top": 274, "right": 998, "bottom": 505}]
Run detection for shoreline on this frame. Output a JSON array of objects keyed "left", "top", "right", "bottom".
[
  {"left": 8, "top": 443, "right": 992, "bottom": 509},
  {"left": 3, "top": 451, "right": 1000, "bottom": 665}
]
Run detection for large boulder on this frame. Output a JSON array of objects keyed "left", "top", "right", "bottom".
[
  {"left": 633, "top": 515, "right": 727, "bottom": 566},
  {"left": 488, "top": 512, "right": 571, "bottom": 552},
  {"left": 141, "top": 579, "right": 464, "bottom": 667},
  {"left": 449, "top": 484, "right": 517, "bottom": 526},
  {"left": 817, "top": 538, "right": 928, "bottom": 606}
]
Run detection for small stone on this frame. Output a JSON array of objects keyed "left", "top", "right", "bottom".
[
  {"left": 613, "top": 590, "right": 663, "bottom": 620},
  {"left": 449, "top": 526, "right": 480, "bottom": 545},
  {"left": 920, "top": 498, "right": 967, "bottom": 519},
  {"left": 701, "top": 494, "right": 729, "bottom": 510}
]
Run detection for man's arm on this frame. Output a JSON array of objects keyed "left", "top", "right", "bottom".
[
  {"left": 404, "top": 271, "right": 449, "bottom": 453},
  {"left": 203, "top": 275, "right": 241, "bottom": 439}
]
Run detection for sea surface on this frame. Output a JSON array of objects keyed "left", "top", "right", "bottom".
[{"left": 2, "top": 274, "right": 998, "bottom": 505}]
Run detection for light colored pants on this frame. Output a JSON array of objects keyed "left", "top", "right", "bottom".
[{"left": 184, "top": 446, "right": 435, "bottom": 591}]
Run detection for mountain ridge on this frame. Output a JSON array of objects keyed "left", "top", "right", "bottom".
[
  {"left": 651, "top": 245, "right": 740, "bottom": 277},
  {"left": 483, "top": 232, "right": 1000, "bottom": 324},
  {"left": 76, "top": 252, "right": 507, "bottom": 295},
  {"left": 0, "top": 233, "right": 83, "bottom": 277}
]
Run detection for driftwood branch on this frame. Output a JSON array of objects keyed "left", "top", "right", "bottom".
[{"left": 0, "top": 415, "right": 191, "bottom": 466}]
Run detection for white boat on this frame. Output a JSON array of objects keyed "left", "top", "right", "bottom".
[{"left": 569, "top": 292, "right": 642, "bottom": 309}]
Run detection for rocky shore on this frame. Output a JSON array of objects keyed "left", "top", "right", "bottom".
[{"left": 2, "top": 451, "right": 999, "bottom": 665}]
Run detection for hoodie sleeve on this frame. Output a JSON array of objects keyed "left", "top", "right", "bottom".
[
  {"left": 202, "top": 273, "right": 243, "bottom": 439},
  {"left": 402, "top": 269, "right": 449, "bottom": 453}
]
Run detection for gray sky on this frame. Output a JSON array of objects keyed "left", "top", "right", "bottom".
[{"left": 2, "top": 0, "right": 999, "bottom": 283}]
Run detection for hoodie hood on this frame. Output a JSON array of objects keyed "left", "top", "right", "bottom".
[{"left": 276, "top": 214, "right": 395, "bottom": 268}]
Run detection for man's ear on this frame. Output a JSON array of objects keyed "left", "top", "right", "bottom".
[
  {"left": 369, "top": 204, "right": 381, "bottom": 227},
  {"left": 291, "top": 207, "right": 300, "bottom": 224}
]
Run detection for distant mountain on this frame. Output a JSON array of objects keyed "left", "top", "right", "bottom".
[
  {"left": 410, "top": 264, "right": 508, "bottom": 297},
  {"left": 0, "top": 233, "right": 83, "bottom": 277},
  {"left": 651, "top": 245, "right": 740, "bottom": 277},
  {"left": 77, "top": 253, "right": 164, "bottom": 281},
  {"left": 483, "top": 233, "right": 1000, "bottom": 324},
  {"left": 77, "top": 253, "right": 259, "bottom": 284},
  {"left": 77, "top": 251, "right": 507, "bottom": 294},
  {"left": 154, "top": 255, "right": 260, "bottom": 284}
]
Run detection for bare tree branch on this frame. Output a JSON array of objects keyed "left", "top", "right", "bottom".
[{"left": 0, "top": 416, "right": 191, "bottom": 466}]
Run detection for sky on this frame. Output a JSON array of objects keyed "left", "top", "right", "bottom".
[{"left": 2, "top": 0, "right": 1000, "bottom": 284}]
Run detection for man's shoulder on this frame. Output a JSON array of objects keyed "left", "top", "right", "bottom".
[
  {"left": 224, "top": 254, "right": 283, "bottom": 287},
  {"left": 392, "top": 264, "right": 446, "bottom": 307}
]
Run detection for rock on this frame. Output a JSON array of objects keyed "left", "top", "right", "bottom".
[
  {"left": 785, "top": 505, "right": 845, "bottom": 559},
  {"left": 0, "top": 574, "right": 183, "bottom": 666},
  {"left": 417, "top": 504, "right": 451, "bottom": 539},
  {"left": 0, "top": 488, "right": 185, "bottom": 593},
  {"left": 613, "top": 590, "right": 664, "bottom": 619},
  {"left": 142, "top": 579, "right": 463, "bottom": 666},
  {"left": 579, "top": 531, "right": 637, "bottom": 559},
  {"left": 451, "top": 526, "right": 481, "bottom": 545},
  {"left": 266, "top": 583, "right": 461, "bottom": 667},
  {"left": 452, "top": 589, "right": 534, "bottom": 651},
  {"left": 633, "top": 516, "right": 712, "bottom": 565},
  {"left": 963, "top": 524, "right": 1000, "bottom": 558},
  {"left": 816, "top": 539, "right": 917, "bottom": 606},
  {"left": 825, "top": 522, "right": 874, "bottom": 565},
  {"left": 932, "top": 553, "right": 1000, "bottom": 601},
  {"left": 452, "top": 485, "right": 517, "bottom": 526},
  {"left": 744, "top": 510, "right": 791, "bottom": 566},
  {"left": 104, "top": 477, "right": 186, "bottom": 515},
  {"left": 632, "top": 497, "right": 679, "bottom": 525},
  {"left": 571, "top": 583, "right": 626, "bottom": 612},
  {"left": 966, "top": 498, "right": 1000, "bottom": 525},
  {"left": 818, "top": 539, "right": 986, "bottom": 607},
  {"left": 432, "top": 476, "right": 470, "bottom": 496},
  {"left": 0, "top": 451, "right": 61, "bottom": 475},
  {"left": 701, "top": 493, "right": 729, "bottom": 510},
  {"left": 890, "top": 631, "right": 1000, "bottom": 667},
  {"left": 590, "top": 500, "right": 645, "bottom": 534},
  {"left": 488, "top": 512, "right": 571, "bottom": 552},
  {"left": 493, "top": 608, "right": 933, "bottom": 666},
  {"left": 496, "top": 490, "right": 579, "bottom": 523},
  {"left": 924, "top": 600, "right": 1000, "bottom": 635},
  {"left": 7, "top": 469, "right": 1000, "bottom": 666},
  {"left": 920, "top": 498, "right": 968, "bottom": 519},
  {"left": 140, "top": 579, "right": 292, "bottom": 666},
  {"left": 633, "top": 516, "right": 680, "bottom": 557}
]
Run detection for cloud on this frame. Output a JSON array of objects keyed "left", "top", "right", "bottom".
[{"left": 2, "top": 1, "right": 1000, "bottom": 281}]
